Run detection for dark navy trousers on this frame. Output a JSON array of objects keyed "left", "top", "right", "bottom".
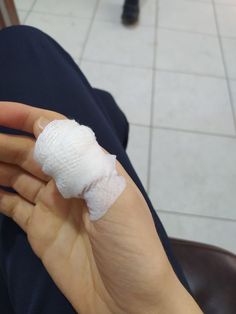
[{"left": 0, "top": 26, "right": 190, "bottom": 314}]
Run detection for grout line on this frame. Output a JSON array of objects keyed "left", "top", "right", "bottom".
[
  {"left": 81, "top": 57, "right": 228, "bottom": 80},
  {"left": 212, "top": 2, "right": 236, "bottom": 7},
  {"left": 186, "top": 0, "right": 217, "bottom": 4},
  {"left": 130, "top": 123, "right": 151, "bottom": 128},
  {"left": 23, "top": 10, "right": 96, "bottom": 21},
  {"left": 158, "top": 26, "right": 218, "bottom": 38},
  {"left": 155, "top": 67, "right": 226, "bottom": 79},
  {"left": 146, "top": 0, "right": 159, "bottom": 194},
  {"left": 22, "top": 7, "right": 236, "bottom": 41},
  {"left": 130, "top": 123, "right": 236, "bottom": 139},
  {"left": 76, "top": 0, "right": 100, "bottom": 60},
  {"left": 212, "top": 0, "right": 236, "bottom": 133},
  {"left": 29, "top": 10, "right": 155, "bottom": 29},
  {"left": 185, "top": 0, "right": 236, "bottom": 7},
  {"left": 152, "top": 125, "right": 236, "bottom": 139},
  {"left": 220, "top": 34, "right": 236, "bottom": 40},
  {"left": 157, "top": 208, "right": 236, "bottom": 223},
  {"left": 81, "top": 57, "right": 153, "bottom": 70},
  {"left": 149, "top": 0, "right": 236, "bottom": 234},
  {"left": 23, "top": 0, "right": 38, "bottom": 22},
  {"left": 29, "top": 0, "right": 38, "bottom": 11},
  {"left": 17, "top": 10, "right": 28, "bottom": 24}
]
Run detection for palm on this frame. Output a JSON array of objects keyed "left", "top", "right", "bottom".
[
  {"left": 26, "top": 176, "right": 163, "bottom": 314},
  {"left": 27, "top": 181, "right": 110, "bottom": 313},
  {"left": 0, "top": 102, "right": 166, "bottom": 314}
]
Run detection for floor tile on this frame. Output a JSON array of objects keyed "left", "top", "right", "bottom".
[
  {"left": 126, "top": 125, "right": 150, "bottom": 190},
  {"left": 188, "top": 0, "right": 211, "bottom": 3},
  {"left": 158, "top": 211, "right": 236, "bottom": 253},
  {"left": 215, "top": 4, "right": 236, "bottom": 37},
  {"left": 230, "top": 80, "right": 236, "bottom": 117},
  {"left": 14, "top": 0, "right": 34, "bottom": 11},
  {"left": 221, "top": 37, "right": 236, "bottom": 79},
  {"left": 149, "top": 128, "right": 236, "bottom": 220},
  {"left": 76, "top": 58, "right": 82, "bottom": 66},
  {"left": 156, "top": 29, "right": 225, "bottom": 76},
  {"left": 18, "top": 10, "right": 28, "bottom": 23},
  {"left": 215, "top": 0, "right": 236, "bottom": 4},
  {"left": 133, "top": 0, "right": 156, "bottom": 27},
  {"left": 95, "top": 0, "right": 156, "bottom": 27},
  {"left": 80, "top": 61, "right": 152, "bottom": 125},
  {"left": 25, "top": 12, "right": 91, "bottom": 60},
  {"left": 83, "top": 21, "right": 154, "bottom": 67},
  {"left": 153, "top": 71, "right": 235, "bottom": 135},
  {"left": 33, "top": 0, "right": 97, "bottom": 19},
  {"left": 158, "top": 0, "right": 217, "bottom": 35},
  {"left": 14, "top": 0, "right": 236, "bottom": 257}
]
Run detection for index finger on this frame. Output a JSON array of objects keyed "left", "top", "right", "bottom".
[{"left": 0, "top": 101, "right": 65, "bottom": 135}]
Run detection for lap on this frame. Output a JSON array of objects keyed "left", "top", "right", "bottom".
[{"left": 0, "top": 25, "right": 190, "bottom": 314}]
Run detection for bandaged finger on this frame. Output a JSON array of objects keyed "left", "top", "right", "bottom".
[{"left": 33, "top": 119, "right": 126, "bottom": 221}]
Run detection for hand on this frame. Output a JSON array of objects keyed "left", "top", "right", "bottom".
[{"left": 0, "top": 102, "right": 202, "bottom": 314}]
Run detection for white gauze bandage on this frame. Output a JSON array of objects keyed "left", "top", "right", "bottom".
[{"left": 33, "top": 119, "right": 126, "bottom": 221}]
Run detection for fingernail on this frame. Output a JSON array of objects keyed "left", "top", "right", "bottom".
[{"left": 38, "top": 117, "right": 50, "bottom": 130}]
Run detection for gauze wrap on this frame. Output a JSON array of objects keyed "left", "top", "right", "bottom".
[{"left": 33, "top": 119, "right": 126, "bottom": 221}]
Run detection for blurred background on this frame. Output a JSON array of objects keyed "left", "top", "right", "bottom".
[{"left": 3, "top": 0, "right": 236, "bottom": 253}]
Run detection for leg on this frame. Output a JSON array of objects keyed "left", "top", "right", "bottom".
[
  {"left": 0, "top": 265, "right": 14, "bottom": 314},
  {"left": 122, "top": 0, "right": 140, "bottom": 25},
  {"left": 92, "top": 88, "right": 129, "bottom": 150},
  {"left": 0, "top": 26, "right": 190, "bottom": 313}
]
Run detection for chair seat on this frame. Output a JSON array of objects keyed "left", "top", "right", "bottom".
[{"left": 171, "top": 238, "right": 236, "bottom": 314}]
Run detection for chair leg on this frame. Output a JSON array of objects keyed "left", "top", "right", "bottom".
[{"left": 0, "top": 0, "right": 20, "bottom": 29}]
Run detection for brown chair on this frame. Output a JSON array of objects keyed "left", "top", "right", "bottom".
[
  {"left": 0, "top": 0, "right": 20, "bottom": 29},
  {"left": 171, "top": 238, "right": 236, "bottom": 314}
]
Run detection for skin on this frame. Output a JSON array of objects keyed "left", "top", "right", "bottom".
[{"left": 0, "top": 101, "right": 203, "bottom": 314}]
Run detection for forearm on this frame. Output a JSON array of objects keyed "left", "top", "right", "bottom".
[{"left": 85, "top": 160, "right": 202, "bottom": 314}]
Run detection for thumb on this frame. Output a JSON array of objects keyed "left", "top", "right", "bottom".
[{"left": 33, "top": 117, "right": 51, "bottom": 138}]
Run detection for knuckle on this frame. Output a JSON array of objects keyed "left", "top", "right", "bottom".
[{"left": 33, "top": 183, "right": 44, "bottom": 203}]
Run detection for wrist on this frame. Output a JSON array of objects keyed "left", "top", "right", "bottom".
[
  {"left": 154, "top": 271, "right": 203, "bottom": 314},
  {"left": 126, "top": 268, "right": 202, "bottom": 314}
]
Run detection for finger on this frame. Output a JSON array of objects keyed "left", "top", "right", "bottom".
[
  {"left": 0, "top": 162, "right": 46, "bottom": 204},
  {"left": 33, "top": 116, "right": 53, "bottom": 138},
  {"left": 0, "top": 133, "right": 49, "bottom": 181},
  {"left": 0, "top": 101, "right": 66, "bottom": 137},
  {"left": 0, "top": 188, "right": 33, "bottom": 233}
]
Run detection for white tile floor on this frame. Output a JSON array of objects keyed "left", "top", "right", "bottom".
[{"left": 15, "top": 0, "right": 236, "bottom": 253}]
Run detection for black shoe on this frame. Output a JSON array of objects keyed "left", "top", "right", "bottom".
[{"left": 121, "top": 3, "right": 139, "bottom": 26}]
